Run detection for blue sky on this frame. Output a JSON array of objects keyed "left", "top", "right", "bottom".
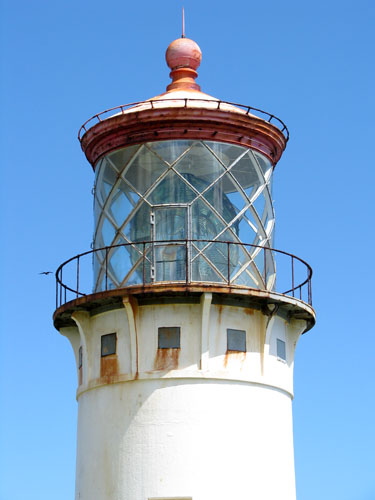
[{"left": 1, "top": 0, "right": 374, "bottom": 499}]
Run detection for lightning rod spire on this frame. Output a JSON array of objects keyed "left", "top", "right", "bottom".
[{"left": 182, "top": 7, "right": 185, "bottom": 38}]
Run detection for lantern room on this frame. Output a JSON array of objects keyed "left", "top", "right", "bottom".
[{"left": 76, "top": 35, "right": 290, "bottom": 297}]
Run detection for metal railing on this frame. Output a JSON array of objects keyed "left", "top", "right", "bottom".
[
  {"left": 55, "top": 240, "right": 312, "bottom": 309},
  {"left": 78, "top": 99, "right": 289, "bottom": 142}
]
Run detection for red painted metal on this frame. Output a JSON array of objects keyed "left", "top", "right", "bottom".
[{"left": 78, "top": 98, "right": 288, "bottom": 168}]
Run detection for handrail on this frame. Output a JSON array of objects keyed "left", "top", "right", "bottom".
[
  {"left": 78, "top": 99, "right": 289, "bottom": 142},
  {"left": 55, "top": 239, "right": 312, "bottom": 309}
]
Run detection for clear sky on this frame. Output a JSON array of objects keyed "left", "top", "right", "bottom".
[{"left": 1, "top": 0, "right": 374, "bottom": 499}]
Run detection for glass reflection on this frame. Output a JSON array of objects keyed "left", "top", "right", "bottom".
[{"left": 93, "top": 140, "right": 275, "bottom": 290}]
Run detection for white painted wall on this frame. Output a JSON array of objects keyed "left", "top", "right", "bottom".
[{"left": 60, "top": 293, "right": 306, "bottom": 500}]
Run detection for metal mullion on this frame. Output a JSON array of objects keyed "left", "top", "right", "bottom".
[
  {"left": 105, "top": 265, "right": 121, "bottom": 289},
  {"left": 114, "top": 199, "right": 152, "bottom": 244},
  {"left": 226, "top": 148, "right": 250, "bottom": 171},
  {"left": 231, "top": 242, "right": 264, "bottom": 286},
  {"left": 117, "top": 144, "right": 144, "bottom": 178},
  {"left": 170, "top": 167, "right": 201, "bottom": 199},
  {"left": 261, "top": 184, "right": 275, "bottom": 233},
  {"left": 248, "top": 150, "right": 275, "bottom": 236},
  {"left": 200, "top": 141, "right": 231, "bottom": 170},
  {"left": 191, "top": 246, "right": 227, "bottom": 283},
  {"left": 106, "top": 165, "right": 140, "bottom": 209},
  {"left": 118, "top": 174, "right": 146, "bottom": 202},
  {"left": 118, "top": 254, "right": 145, "bottom": 288},
  {"left": 93, "top": 170, "right": 131, "bottom": 245},
  {"left": 92, "top": 195, "right": 105, "bottom": 244},
  {"left": 230, "top": 259, "right": 254, "bottom": 283},
  {"left": 248, "top": 149, "right": 267, "bottom": 187},
  {"left": 93, "top": 251, "right": 106, "bottom": 292},
  {"left": 194, "top": 194, "right": 234, "bottom": 239},
  {"left": 139, "top": 164, "right": 173, "bottom": 201},
  {"left": 115, "top": 231, "right": 148, "bottom": 260},
  {"left": 106, "top": 145, "right": 141, "bottom": 176},
  {"left": 247, "top": 203, "right": 267, "bottom": 241},
  {"left": 145, "top": 141, "right": 195, "bottom": 168},
  {"left": 194, "top": 163, "right": 232, "bottom": 199},
  {"left": 244, "top": 267, "right": 262, "bottom": 288}
]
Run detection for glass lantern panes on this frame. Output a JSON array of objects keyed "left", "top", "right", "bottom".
[{"left": 93, "top": 140, "right": 275, "bottom": 291}]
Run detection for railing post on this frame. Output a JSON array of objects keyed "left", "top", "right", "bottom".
[
  {"left": 142, "top": 243, "right": 146, "bottom": 286},
  {"left": 56, "top": 276, "right": 58, "bottom": 309},
  {"left": 76, "top": 256, "right": 80, "bottom": 298},
  {"left": 186, "top": 240, "right": 189, "bottom": 284},
  {"left": 291, "top": 256, "right": 295, "bottom": 297},
  {"left": 264, "top": 247, "right": 267, "bottom": 289},
  {"left": 59, "top": 268, "right": 62, "bottom": 306},
  {"left": 227, "top": 242, "right": 230, "bottom": 285},
  {"left": 105, "top": 247, "right": 108, "bottom": 291}
]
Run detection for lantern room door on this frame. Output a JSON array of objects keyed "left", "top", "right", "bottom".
[{"left": 151, "top": 205, "right": 189, "bottom": 282}]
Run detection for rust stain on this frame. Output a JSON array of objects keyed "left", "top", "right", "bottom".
[
  {"left": 129, "top": 295, "right": 139, "bottom": 380},
  {"left": 79, "top": 367, "right": 82, "bottom": 386},
  {"left": 224, "top": 350, "right": 246, "bottom": 368},
  {"left": 100, "top": 354, "right": 119, "bottom": 382},
  {"left": 154, "top": 348, "right": 180, "bottom": 371},
  {"left": 217, "top": 304, "right": 223, "bottom": 325},
  {"left": 245, "top": 308, "right": 254, "bottom": 316}
]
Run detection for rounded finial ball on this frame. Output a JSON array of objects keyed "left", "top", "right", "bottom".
[{"left": 166, "top": 37, "right": 202, "bottom": 71}]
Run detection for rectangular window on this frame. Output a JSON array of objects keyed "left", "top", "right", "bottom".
[
  {"left": 78, "top": 346, "right": 82, "bottom": 369},
  {"left": 158, "top": 327, "right": 181, "bottom": 349},
  {"left": 277, "top": 339, "right": 286, "bottom": 360},
  {"left": 101, "top": 333, "right": 117, "bottom": 357},
  {"left": 227, "top": 328, "right": 246, "bottom": 352}
]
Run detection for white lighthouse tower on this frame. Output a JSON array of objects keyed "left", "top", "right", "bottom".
[{"left": 54, "top": 32, "right": 315, "bottom": 500}]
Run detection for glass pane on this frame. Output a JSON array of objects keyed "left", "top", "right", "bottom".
[
  {"left": 147, "top": 141, "right": 192, "bottom": 166},
  {"left": 203, "top": 174, "right": 239, "bottom": 225},
  {"left": 229, "top": 153, "right": 261, "bottom": 200},
  {"left": 107, "top": 145, "right": 140, "bottom": 173},
  {"left": 155, "top": 245, "right": 186, "bottom": 281},
  {"left": 191, "top": 198, "right": 226, "bottom": 243},
  {"left": 101, "top": 218, "right": 116, "bottom": 246},
  {"left": 124, "top": 146, "right": 168, "bottom": 195},
  {"left": 126, "top": 246, "right": 152, "bottom": 285},
  {"left": 98, "top": 158, "right": 117, "bottom": 202},
  {"left": 237, "top": 211, "right": 258, "bottom": 244},
  {"left": 108, "top": 244, "right": 133, "bottom": 285},
  {"left": 253, "top": 191, "right": 266, "bottom": 224},
  {"left": 123, "top": 203, "right": 151, "bottom": 243},
  {"left": 254, "top": 151, "right": 273, "bottom": 180},
  {"left": 225, "top": 189, "right": 248, "bottom": 214},
  {"left": 109, "top": 179, "right": 139, "bottom": 227},
  {"left": 94, "top": 196, "right": 102, "bottom": 231},
  {"left": 147, "top": 171, "right": 196, "bottom": 204},
  {"left": 204, "top": 141, "right": 244, "bottom": 167},
  {"left": 175, "top": 142, "right": 225, "bottom": 192},
  {"left": 155, "top": 207, "right": 187, "bottom": 241},
  {"left": 233, "top": 268, "right": 259, "bottom": 288},
  {"left": 202, "top": 241, "right": 229, "bottom": 279},
  {"left": 191, "top": 249, "right": 225, "bottom": 283}
]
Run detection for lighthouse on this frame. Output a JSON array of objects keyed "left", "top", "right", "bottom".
[{"left": 54, "top": 32, "right": 315, "bottom": 500}]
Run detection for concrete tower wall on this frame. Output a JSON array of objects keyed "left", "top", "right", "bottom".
[{"left": 61, "top": 293, "right": 306, "bottom": 500}]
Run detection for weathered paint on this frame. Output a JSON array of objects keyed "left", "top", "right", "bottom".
[
  {"left": 154, "top": 348, "right": 180, "bottom": 371},
  {"left": 61, "top": 295, "right": 306, "bottom": 500},
  {"left": 100, "top": 354, "right": 118, "bottom": 379}
]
